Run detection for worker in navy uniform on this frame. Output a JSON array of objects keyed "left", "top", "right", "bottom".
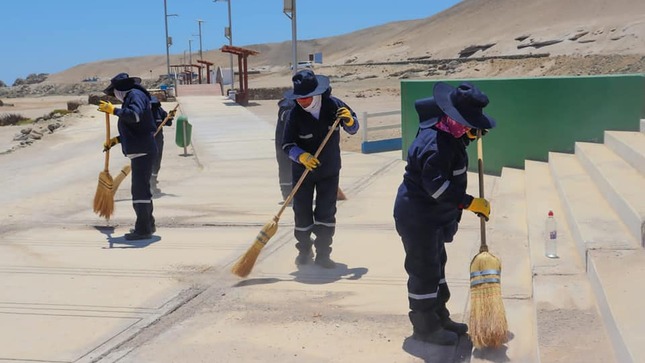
[
  {"left": 99, "top": 73, "right": 157, "bottom": 240},
  {"left": 150, "top": 96, "right": 175, "bottom": 195},
  {"left": 282, "top": 69, "right": 359, "bottom": 268},
  {"left": 275, "top": 97, "right": 296, "bottom": 204},
  {"left": 393, "top": 82, "right": 496, "bottom": 345}
]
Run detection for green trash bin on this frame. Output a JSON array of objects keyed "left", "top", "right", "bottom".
[{"left": 175, "top": 115, "right": 192, "bottom": 148}]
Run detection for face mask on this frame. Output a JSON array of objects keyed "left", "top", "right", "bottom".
[
  {"left": 114, "top": 89, "right": 130, "bottom": 102},
  {"left": 435, "top": 115, "right": 470, "bottom": 138},
  {"left": 302, "top": 95, "right": 322, "bottom": 117}
]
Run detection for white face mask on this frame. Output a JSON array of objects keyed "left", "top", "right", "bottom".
[
  {"left": 302, "top": 95, "right": 322, "bottom": 117},
  {"left": 114, "top": 89, "right": 130, "bottom": 102}
]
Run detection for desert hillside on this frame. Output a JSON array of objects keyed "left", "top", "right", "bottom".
[{"left": 3, "top": 0, "right": 644, "bottom": 97}]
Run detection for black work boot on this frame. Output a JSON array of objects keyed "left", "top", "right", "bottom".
[
  {"left": 437, "top": 307, "right": 468, "bottom": 335},
  {"left": 314, "top": 254, "right": 336, "bottom": 269},
  {"left": 124, "top": 231, "right": 153, "bottom": 240},
  {"left": 409, "top": 311, "right": 458, "bottom": 346},
  {"left": 295, "top": 249, "right": 314, "bottom": 266}
]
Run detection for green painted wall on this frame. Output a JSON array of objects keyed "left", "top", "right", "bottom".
[{"left": 401, "top": 74, "right": 645, "bottom": 175}]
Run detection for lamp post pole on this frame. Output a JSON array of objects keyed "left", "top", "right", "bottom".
[
  {"left": 188, "top": 39, "right": 193, "bottom": 67},
  {"left": 283, "top": 0, "right": 297, "bottom": 76},
  {"left": 226, "top": 0, "right": 234, "bottom": 88},
  {"left": 163, "top": 1, "right": 178, "bottom": 83},
  {"left": 214, "top": 0, "right": 234, "bottom": 89},
  {"left": 197, "top": 19, "right": 204, "bottom": 60}
]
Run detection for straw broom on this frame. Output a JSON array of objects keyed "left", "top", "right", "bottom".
[
  {"left": 468, "top": 130, "right": 508, "bottom": 349},
  {"left": 111, "top": 104, "right": 180, "bottom": 195},
  {"left": 93, "top": 113, "right": 115, "bottom": 219},
  {"left": 231, "top": 117, "right": 343, "bottom": 278}
]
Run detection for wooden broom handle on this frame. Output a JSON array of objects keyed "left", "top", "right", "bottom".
[
  {"left": 154, "top": 104, "right": 180, "bottom": 136},
  {"left": 104, "top": 113, "right": 110, "bottom": 172},
  {"left": 274, "top": 117, "right": 343, "bottom": 220},
  {"left": 477, "top": 130, "right": 488, "bottom": 252}
]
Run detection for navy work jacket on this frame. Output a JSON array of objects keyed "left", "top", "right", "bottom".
[
  {"left": 394, "top": 119, "right": 472, "bottom": 228},
  {"left": 282, "top": 95, "right": 359, "bottom": 179},
  {"left": 114, "top": 86, "right": 157, "bottom": 155}
]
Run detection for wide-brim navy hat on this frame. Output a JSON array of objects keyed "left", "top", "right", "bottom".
[
  {"left": 433, "top": 81, "right": 496, "bottom": 129},
  {"left": 284, "top": 69, "right": 330, "bottom": 99},
  {"left": 103, "top": 72, "right": 142, "bottom": 96},
  {"left": 414, "top": 96, "right": 443, "bottom": 127}
]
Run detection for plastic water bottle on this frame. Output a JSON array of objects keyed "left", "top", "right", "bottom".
[{"left": 545, "top": 210, "right": 558, "bottom": 258}]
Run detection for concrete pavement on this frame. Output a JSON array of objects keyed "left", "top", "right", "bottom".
[{"left": 0, "top": 94, "right": 505, "bottom": 363}]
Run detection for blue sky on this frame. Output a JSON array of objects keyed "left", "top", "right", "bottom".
[{"left": 0, "top": 0, "right": 461, "bottom": 85}]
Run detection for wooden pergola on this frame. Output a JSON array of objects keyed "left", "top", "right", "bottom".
[
  {"left": 220, "top": 45, "right": 260, "bottom": 106},
  {"left": 196, "top": 59, "right": 214, "bottom": 84}
]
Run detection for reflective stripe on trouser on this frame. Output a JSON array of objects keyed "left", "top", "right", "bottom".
[
  {"left": 131, "top": 153, "right": 155, "bottom": 234},
  {"left": 292, "top": 172, "right": 338, "bottom": 256},
  {"left": 397, "top": 222, "right": 454, "bottom": 312}
]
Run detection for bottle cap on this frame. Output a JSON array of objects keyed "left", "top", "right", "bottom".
[{"left": 548, "top": 210, "right": 554, "bottom": 217}]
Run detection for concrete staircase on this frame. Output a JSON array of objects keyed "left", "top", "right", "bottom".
[{"left": 483, "top": 121, "right": 645, "bottom": 362}]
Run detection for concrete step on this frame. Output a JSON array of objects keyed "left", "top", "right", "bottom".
[
  {"left": 549, "top": 152, "right": 643, "bottom": 363},
  {"left": 575, "top": 142, "right": 645, "bottom": 246},
  {"left": 548, "top": 152, "right": 638, "bottom": 255},
  {"left": 604, "top": 131, "right": 645, "bottom": 175},
  {"left": 587, "top": 249, "right": 645, "bottom": 363},
  {"left": 525, "top": 160, "right": 616, "bottom": 362},
  {"left": 470, "top": 167, "right": 538, "bottom": 362}
]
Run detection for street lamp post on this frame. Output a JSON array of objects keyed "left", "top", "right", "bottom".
[
  {"left": 188, "top": 39, "right": 193, "bottom": 67},
  {"left": 214, "top": 0, "right": 234, "bottom": 89},
  {"left": 163, "top": 0, "right": 178, "bottom": 80},
  {"left": 283, "top": 0, "right": 297, "bottom": 76},
  {"left": 196, "top": 19, "right": 204, "bottom": 60}
]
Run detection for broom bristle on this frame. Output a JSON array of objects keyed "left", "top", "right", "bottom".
[
  {"left": 469, "top": 251, "right": 509, "bottom": 349},
  {"left": 231, "top": 220, "right": 279, "bottom": 278},
  {"left": 231, "top": 241, "right": 265, "bottom": 278},
  {"left": 112, "top": 165, "right": 131, "bottom": 194},
  {"left": 93, "top": 171, "right": 114, "bottom": 219}
]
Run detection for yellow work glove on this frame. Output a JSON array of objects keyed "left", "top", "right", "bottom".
[
  {"left": 298, "top": 152, "right": 320, "bottom": 171},
  {"left": 466, "top": 197, "right": 490, "bottom": 221},
  {"left": 465, "top": 129, "right": 488, "bottom": 140},
  {"left": 336, "top": 107, "right": 354, "bottom": 127},
  {"left": 98, "top": 100, "right": 115, "bottom": 114},
  {"left": 168, "top": 109, "right": 177, "bottom": 119},
  {"left": 103, "top": 136, "right": 120, "bottom": 152}
]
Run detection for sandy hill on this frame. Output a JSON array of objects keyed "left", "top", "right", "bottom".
[{"left": 33, "top": 0, "right": 645, "bottom": 88}]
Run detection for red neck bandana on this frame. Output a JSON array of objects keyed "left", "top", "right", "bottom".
[{"left": 435, "top": 115, "right": 469, "bottom": 138}]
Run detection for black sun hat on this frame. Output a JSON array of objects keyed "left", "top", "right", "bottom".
[
  {"left": 103, "top": 73, "right": 142, "bottom": 96},
  {"left": 433, "top": 82, "right": 496, "bottom": 129},
  {"left": 283, "top": 69, "right": 330, "bottom": 99}
]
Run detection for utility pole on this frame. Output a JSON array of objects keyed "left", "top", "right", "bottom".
[
  {"left": 214, "top": 0, "right": 234, "bottom": 88},
  {"left": 197, "top": 19, "right": 204, "bottom": 60},
  {"left": 163, "top": 0, "right": 178, "bottom": 79},
  {"left": 283, "top": 0, "right": 298, "bottom": 76}
]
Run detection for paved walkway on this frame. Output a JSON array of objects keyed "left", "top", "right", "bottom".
[{"left": 0, "top": 94, "right": 503, "bottom": 363}]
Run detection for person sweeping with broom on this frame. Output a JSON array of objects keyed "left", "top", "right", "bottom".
[
  {"left": 282, "top": 69, "right": 359, "bottom": 268},
  {"left": 393, "top": 82, "right": 496, "bottom": 345},
  {"left": 99, "top": 72, "right": 158, "bottom": 241}
]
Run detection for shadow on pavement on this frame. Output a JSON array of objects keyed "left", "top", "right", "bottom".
[
  {"left": 402, "top": 336, "right": 457, "bottom": 362},
  {"left": 471, "top": 331, "right": 513, "bottom": 362},
  {"left": 231, "top": 263, "right": 369, "bottom": 287},
  {"left": 233, "top": 277, "right": 287, "bottom": 287},
  {"left": 290, "top": 262, "right": 368, "bottom": 284},
  {"left": 105, "top": 235, "right": 162, "bottom": 249},
  {"left": 402, "top": 332, "right": 474, "bottom": 363}
]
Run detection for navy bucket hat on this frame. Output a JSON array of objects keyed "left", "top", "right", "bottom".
[
  {"left": 103, "top": 72, "right": 142, "bottom": 96},
  {"left": 284, "top": 69, "right": 330, "bottom": 99},
  {"left": 433, "top": 82, "right": 496, "bottom": 129}
]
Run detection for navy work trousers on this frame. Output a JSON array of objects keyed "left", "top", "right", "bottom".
[{"left": 292, "top": 171, "right": 339, "bottom": 257}]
